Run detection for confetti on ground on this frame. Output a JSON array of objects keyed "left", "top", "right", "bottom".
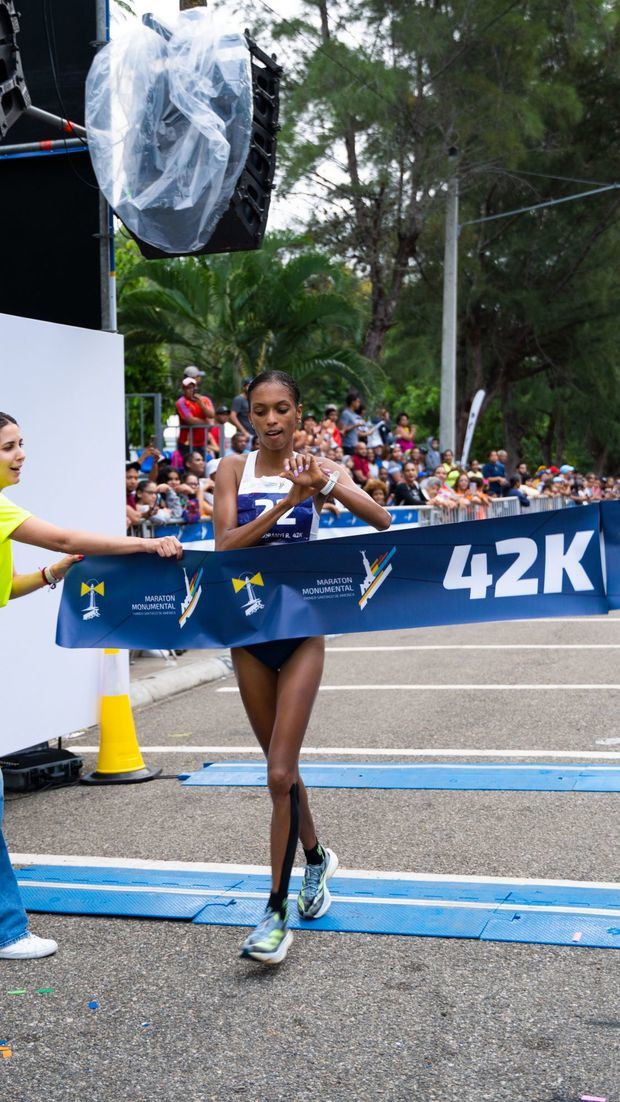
[
  {"left": 580, "top": 1094, "right": 607, "bottom": 1101},
  {"left": 87, "top": 1001, "right": 99, "bottom": 1011},
  {"left": 141, "top": 1022, "right": 150, "bottom": 1029},
  {"left": 572, "top": 931, "right": 584, "bottom": 942},
  {"left": 35, "top": 987, "right": 54, "bottom": 995},
  {"left": 7, "top": 990, "right": 27, "bottom": 996},
  {"left": 0, "top": 1046, "right": 12, "bottom": 1060}
]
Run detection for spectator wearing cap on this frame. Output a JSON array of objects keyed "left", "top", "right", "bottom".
[
  {"left": 482, "top": 449, "right": 508, "bottom": 497},
  {"left": 183, "top": 365, "right": 204, "bottom": 383},
  {"left": 555, "top": 476, "right": 576, "bottom": 505},
  {"left": 230, "top": 378, "right": 253, "bottom": 439},
  {"left": 392, "top": 461, "right": 425, "bottom": 506},
  {"left": 338, "top": 391, "right": 366, "bottom": 455},
  {"left": 208, "top": 405, "right": 235, "bottom": 457},
  {"left": 175, "top": 377, "right": 215, "bottom": 459}
]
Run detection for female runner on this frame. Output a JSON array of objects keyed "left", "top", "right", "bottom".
[
  {"left": 214, "top": 371, "right": 391, "bottom": 964},
  {"left": 0, "top": 411, "right": 181, "bottom": 960}
]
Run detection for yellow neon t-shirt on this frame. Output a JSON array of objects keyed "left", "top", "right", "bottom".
[{"left": 0, "top": 491, "right": 31, "bottom": 607}]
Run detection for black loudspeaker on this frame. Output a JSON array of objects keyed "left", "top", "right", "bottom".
[
  {"left": 0, "top": 1, "right": 101, "bottom": 330},
  {"left": 0, "top": 0, "right": 30, "bottom": 138},
  {"left": 132, "top": 34, "right": 282, "bottom": 260}
]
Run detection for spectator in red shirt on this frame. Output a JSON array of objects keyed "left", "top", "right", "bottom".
[
  {"left": 175, "top": 377, "right": 215, "bottom": 458},
  {"left": 351, "top": 441, "right": 371, "bottom": 485}
]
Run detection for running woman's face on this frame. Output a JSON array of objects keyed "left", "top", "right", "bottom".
[
  {"left": 249, "top": 382, "right": 300, "bottom": 452},
  {"left": 0, "top": 422, "right": 25, "bottom": 490}
]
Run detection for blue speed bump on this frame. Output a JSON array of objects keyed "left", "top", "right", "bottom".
[
  {"left": 15, "top": 863, "right": 620, "bottom": 949},
  {"left": 179, "top": 761, "right": 620, "bottom": 793}
]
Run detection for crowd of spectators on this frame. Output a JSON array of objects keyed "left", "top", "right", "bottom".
[{"left": 125, "top": 371, "right": 620, "bottom": 530}]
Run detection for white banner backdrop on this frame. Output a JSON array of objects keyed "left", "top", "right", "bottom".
[{"left": 1, "top": 312, "right": 125, "bottom": 755}]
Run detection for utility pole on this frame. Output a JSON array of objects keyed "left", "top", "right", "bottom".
[{"left": 440, "top": 151, "right": 459, "bottom": 453}]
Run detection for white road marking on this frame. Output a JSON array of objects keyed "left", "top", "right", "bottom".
[
  {"left": 14, "top": 877, "right": 620, "bottom": 919},
  {"left": 218, "top": 683, "right": 620, "bottom": 692},
  {"left": 326, "top": 644, "right": 620, "bottom": 651},
  {"left": 202, "top": 761, "right": 619, "bottom": 772},
  {"left": 70, "top": 746, "right": 620, "bottom": 760},
  {"left": 10, "top": 854, "right": 620, "bottom": 891},
  {"left": 506, "top": 618, "right": 618, "bottom": 623}
]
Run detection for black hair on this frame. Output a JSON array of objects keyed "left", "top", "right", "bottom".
[
  {"left": 509, "top": 476, "right": 521, "bottom": 488},
  {"left": 247, "top": 370, "right": 300, "bottom": 407},
  {"left": 0, "top": 412, "right": 17, "bottom": 431},
  {"left": 345, "top": 390, "right": 360, "bottom": 406},
  {"left": 136, "top": 479, "right": 155, "bottom": 498},
  {"left": 126, "top": 461, "right": 140, "bottom": 472}
]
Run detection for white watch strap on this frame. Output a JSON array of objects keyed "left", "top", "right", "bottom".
[{"left": 319, "top": 470, "right": 340, "bottom": 497}]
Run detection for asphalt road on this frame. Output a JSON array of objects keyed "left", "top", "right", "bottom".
[{"left": 3, "top": 614, "right": 620, "bottom": 1102}]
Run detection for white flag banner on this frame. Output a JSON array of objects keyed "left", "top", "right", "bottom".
[{"left": 460, "top": 389, "right": 486, "bottom": 468}]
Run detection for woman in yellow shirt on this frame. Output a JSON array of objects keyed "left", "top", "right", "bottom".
[{"left": 0, "top": 411, "right": 182, "bottom": 961}]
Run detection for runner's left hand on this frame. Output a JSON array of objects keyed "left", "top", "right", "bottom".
[{"left": 280, "top": 453, "right": 329, "bottom": 496}]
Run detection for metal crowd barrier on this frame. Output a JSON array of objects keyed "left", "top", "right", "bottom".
[
  {"left": 416, "top": 497, "right": 520, "bottom": 526},
  {"left": 525, "top": 495, "right": 573, "bottom": 513},
  {"left": 130, "top": 491, "right": 579, "bottom": 543}
]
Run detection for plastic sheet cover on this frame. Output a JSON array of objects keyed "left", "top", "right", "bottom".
[{"left": 85, "top": 9, "right": 252, "bottom": 253}]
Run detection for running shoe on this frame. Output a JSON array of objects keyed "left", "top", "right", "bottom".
[
  {"left": 240, "top": 904, "right": 293, "bottom": 965},
  {"left": 297, "top": 846, "right": 339, "bottom": 920}
]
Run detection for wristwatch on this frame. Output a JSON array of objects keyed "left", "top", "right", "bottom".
[{"left": 319, "top": 469, "right": 340, "bottom": 497}]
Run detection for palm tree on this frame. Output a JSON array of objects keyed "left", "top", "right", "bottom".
[{"left": 118, "top": 234, "right": 378, "bottom": 401}]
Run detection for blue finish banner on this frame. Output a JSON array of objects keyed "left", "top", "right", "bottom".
[{"left": 57, "top": 503, "right": 618, "bottom": 650}]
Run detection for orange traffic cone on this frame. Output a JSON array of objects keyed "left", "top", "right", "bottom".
[{"left": 81, "top": 649, "right": 161, "bottom": 785}]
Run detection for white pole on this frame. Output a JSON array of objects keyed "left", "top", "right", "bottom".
[{"left": 440, "top": 170, "right": 459, "bottom": 453}]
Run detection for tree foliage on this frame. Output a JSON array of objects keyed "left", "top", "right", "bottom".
[
  {"left": 265, "top": 0, "right": 620, "bottom": 468},
  {"left": 117, "top": 233, "right": 378, "bottom": 410}
]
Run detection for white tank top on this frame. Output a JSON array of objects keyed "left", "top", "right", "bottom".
[{"left": 236, "top": 450, "right": 320, "bottom": 545}]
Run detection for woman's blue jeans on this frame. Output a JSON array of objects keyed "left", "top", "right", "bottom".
[{"left": 0, "top": 770, "right": 29, "bottom": 948}]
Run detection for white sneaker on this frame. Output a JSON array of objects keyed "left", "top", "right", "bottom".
[{"left": 0, "top": 933, "right": 58, "bottom": 960}]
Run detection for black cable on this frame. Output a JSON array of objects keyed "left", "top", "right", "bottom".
[{"left": 40, "top": 0, "right": 101, "bottom": 191}]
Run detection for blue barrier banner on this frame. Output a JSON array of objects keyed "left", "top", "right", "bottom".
[
  {"left": 57, "top": 503, "right": 616, "bottom": 650},
  {"left": 602, "top": 501, "right": 620, "bottom": 609},
  {"left": 154, "top": 506, "right": 421, "bottom": 544}
]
